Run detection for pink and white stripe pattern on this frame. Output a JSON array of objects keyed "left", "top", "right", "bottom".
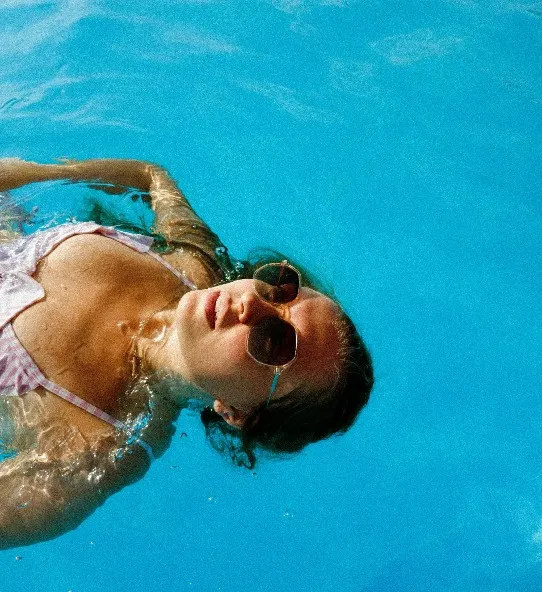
[
  {"left": 0, "top": 323, "right": 127, "bottom": 429},
  {"left": 0, "top": 222, "right": 196, "bottom": 435}
]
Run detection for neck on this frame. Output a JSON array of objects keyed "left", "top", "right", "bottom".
[
  {"left": 132, "top": 309, "right": 214, "bottom": 407},
  {"left": 132, "top": 308, "right": 178, "bottom": 372},
  {"left": 131, "top": 307, "right": 213, "bottom": 406}
]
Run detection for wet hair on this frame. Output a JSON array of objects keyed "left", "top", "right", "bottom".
[
  {"left": 54, "top": 198, "right": 374, "bottom": 468},
  {"left": 200, "top": 250, "right": 374, "bottom": 469}
]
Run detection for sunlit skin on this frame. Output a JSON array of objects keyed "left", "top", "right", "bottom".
[
  {"left": 0, "top": 157, "right": 349, "bottom": 549},
  {"left": 135, "top": 280, "right": 343, "bottom": 425}
]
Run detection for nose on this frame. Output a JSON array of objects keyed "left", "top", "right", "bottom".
[{"left": 238, "top": 291, "right": 281, "bottom": 326}]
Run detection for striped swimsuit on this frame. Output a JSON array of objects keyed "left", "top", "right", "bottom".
[{"left": 0, "top": 222, "right": 196, "bottom": 459}]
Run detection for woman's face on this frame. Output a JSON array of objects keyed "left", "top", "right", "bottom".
[{"left": 173, "top": 279, "right": 342, "bottom": 412}]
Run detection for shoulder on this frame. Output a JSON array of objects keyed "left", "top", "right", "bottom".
[{"left": 43, "top": 233, "right": 139, "bottom": 275}]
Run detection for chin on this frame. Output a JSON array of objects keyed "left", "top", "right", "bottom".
[
  {"left": 176, "top": 289, "right": 196, "bottom": 317},
  {"left": 172, "top": 291, "right": 195, "bottom": 339}
]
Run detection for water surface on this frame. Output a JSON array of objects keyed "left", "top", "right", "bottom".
[{"left": 1, "top": 1, "right": 541, "bottom": 590}]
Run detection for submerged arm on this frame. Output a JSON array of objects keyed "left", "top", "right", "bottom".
[
  {"left": 0, "top": 440, "right": 149, "bottom": 549},
  {"left": 0, "top": 157, "right": 227, "bottom": 274},
  {"left": 0, "top": 157, "right": 151, "bottom": 193},
  {"left": 0, "top": 157, "right": 215, "bottom": 240}
]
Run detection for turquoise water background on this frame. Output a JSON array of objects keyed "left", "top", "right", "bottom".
[{"left": 1, "top": 1, "right": 541, "bottom": 590}]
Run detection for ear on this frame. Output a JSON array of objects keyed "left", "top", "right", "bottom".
[{"left": 213, "top": 400, "right": 247, "bottom": 429}]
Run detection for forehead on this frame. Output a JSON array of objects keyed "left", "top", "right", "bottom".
[{"left": 287, "top": 288, "right": 342, "bottom": 390}]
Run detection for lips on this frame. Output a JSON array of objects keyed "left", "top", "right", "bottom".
[{"left": 204, "top": 290, "right": 221, "bottom": 329}]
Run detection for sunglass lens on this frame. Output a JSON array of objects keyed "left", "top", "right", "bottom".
[
  {"left": 247, "top": 317, "right": 297, "bottom": 366},
  {"left": 254, "top": 263, "right": 300, "bottom": 304}
]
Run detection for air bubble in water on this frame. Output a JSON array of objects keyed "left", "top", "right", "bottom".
[{"left": 283, "top": 511, "right": 294, "bottom": 519}]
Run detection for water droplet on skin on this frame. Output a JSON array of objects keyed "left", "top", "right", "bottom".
[{"left": 150, "top": 324, "right": 167, "bottom": 343}]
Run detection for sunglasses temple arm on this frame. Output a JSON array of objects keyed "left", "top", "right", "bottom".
[{"left": 265, "top": 368, "right": 281, "bottom": 407}]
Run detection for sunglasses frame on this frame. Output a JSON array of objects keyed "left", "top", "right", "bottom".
[{"left": 245, "top": 260, "right": 301, "bottom": 406}]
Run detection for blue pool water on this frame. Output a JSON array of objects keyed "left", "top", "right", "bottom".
[{"left": 1, "top": 1, "right": 541, "bottom": 590}]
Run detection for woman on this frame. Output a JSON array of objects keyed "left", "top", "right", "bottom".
[{"left": 0, "top": 158, "right": 373, "bottom": 549}]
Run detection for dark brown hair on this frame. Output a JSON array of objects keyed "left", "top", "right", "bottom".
[
  {"left": 77, "top": 202, "right": 373, "bottom": 468},
  {"left": 201, "top": 250, "right": 374, "bottom": 469}
]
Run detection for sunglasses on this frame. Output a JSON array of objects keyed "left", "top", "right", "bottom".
[{"left": 246, "top": 260, "right": 301, "bottom": 406}]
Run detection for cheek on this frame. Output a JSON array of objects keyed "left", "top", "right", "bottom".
[
  {"left": 219, "top": 329, "right": 250, "bottom": 375},
  {"left": 192, "top": 329, "right": 249, "bottom": 387}
]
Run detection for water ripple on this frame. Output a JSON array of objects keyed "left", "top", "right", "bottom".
[
  {"left": 237, "top": 79, "right": 339, "bottom": 123},
  {"left": 1, "top": 0, "right": 95, "bottom": 58},
  {"left": 371, "top": 29, "right": 464, "bottom": 66},
  {"left": 0, "top": 71, "right": 145, "bottom": 131}
]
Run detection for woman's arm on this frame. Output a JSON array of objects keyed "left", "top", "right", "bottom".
[
  {"left": 0, "top": 157, "right": 152, "bottom": 193},
  {"left": 0, "top": 450, "right": 104, "bottom": 549},
  {"left": 0, "top": 158, "right": 226, "bottom": 265},
  {"left": 0, "top": 157, "right": 212, "bottom": 240},
  {"left": 0, "top": 440, "right": 149, "bottom": 549}
]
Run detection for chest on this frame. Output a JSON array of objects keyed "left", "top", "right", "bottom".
[{"left": 11, "top": 234, "right": 192, "bottom": 411}]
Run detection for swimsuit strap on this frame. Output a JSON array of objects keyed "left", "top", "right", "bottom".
[
  {"left": 146, "top": 250, "right": 198, "bottom": 290},
  {"left": 129, "top": 437, "right": 156, "bottom": 461},
  {"left": 2, "top": 323, "right": 128, "bottom": 430},
  {"left": 4, "top": 324, "right": 155, "bottom": 460},
  {"left": 38, "top": 375, "right": 128, "bottom": 430}
]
